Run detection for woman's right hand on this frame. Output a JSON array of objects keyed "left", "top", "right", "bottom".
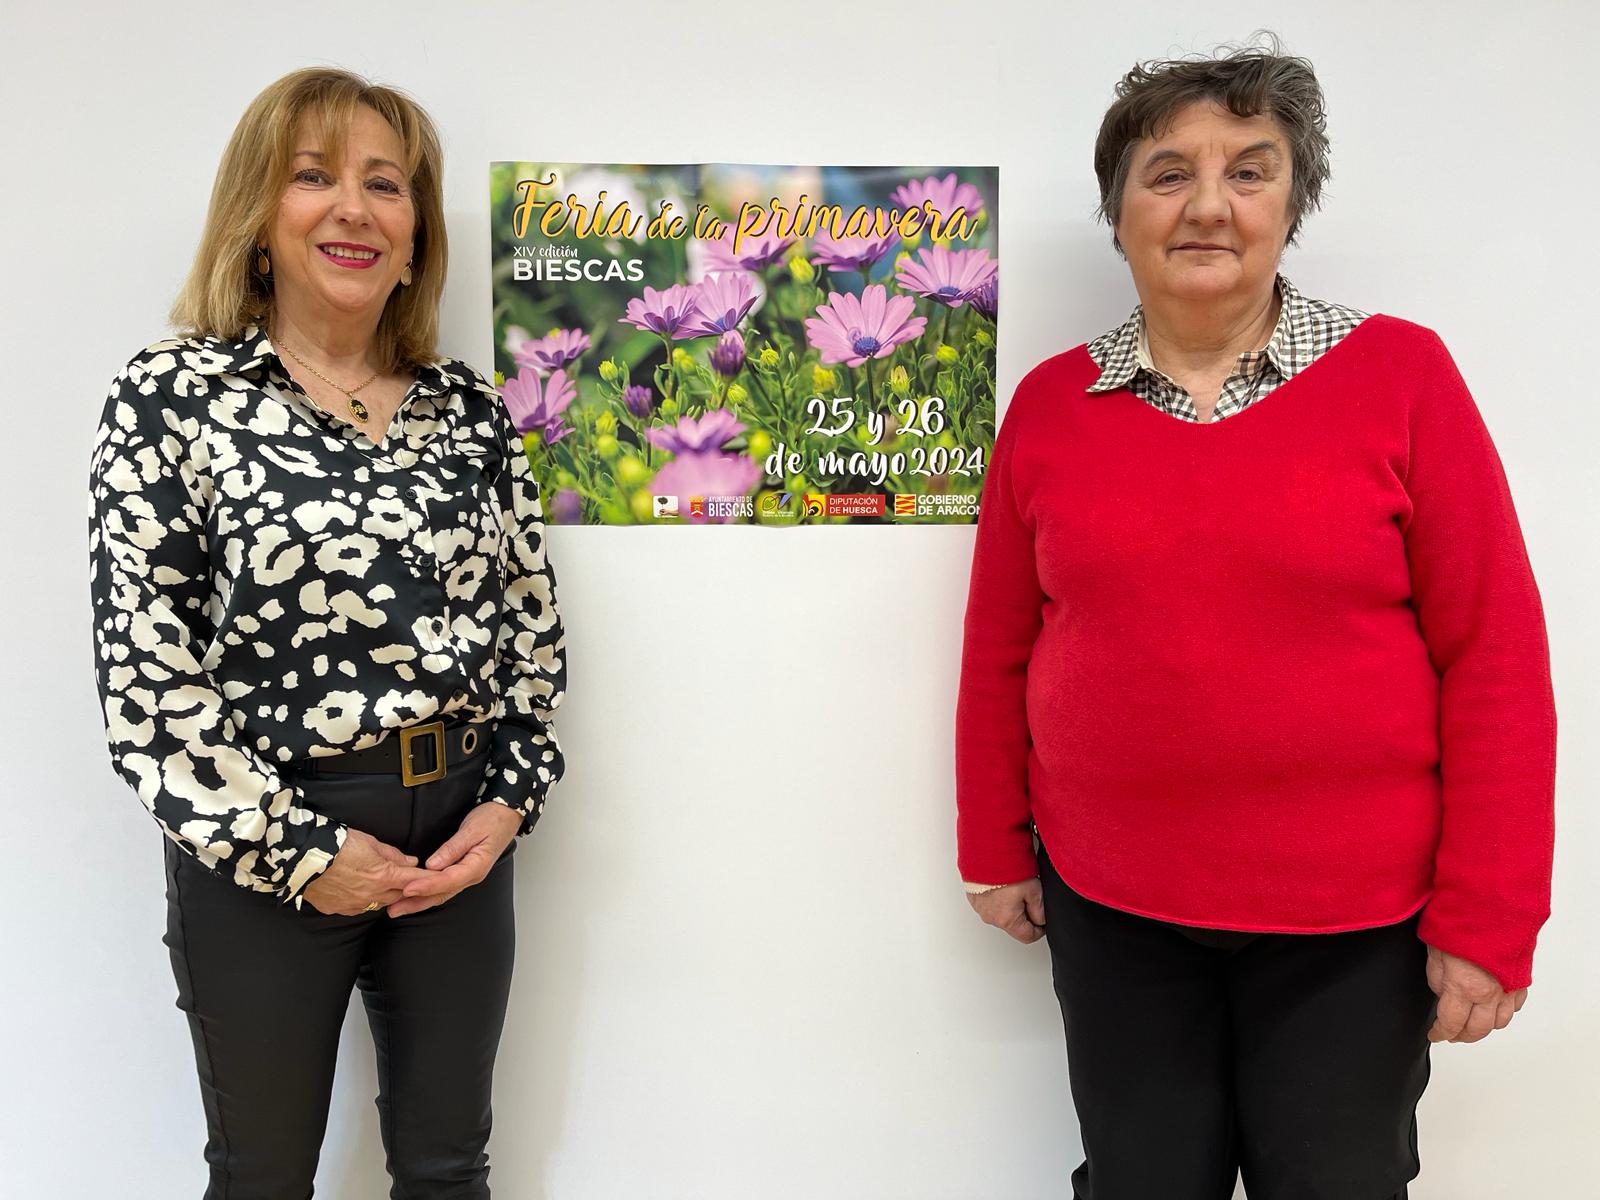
[
  {"left": 302, "top": 830, "right": 431, "bottom": 915},
  {"left": 967, "top": 878, "right": 1047, "bottom": 944}
]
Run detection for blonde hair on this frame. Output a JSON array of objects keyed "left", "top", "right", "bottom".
[{"left": 170, "top": 67, "right": 447, "bottom": 371}]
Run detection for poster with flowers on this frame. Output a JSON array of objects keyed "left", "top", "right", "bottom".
[{"left": 488, "top": 163, "right": 997, "bottom": 524}]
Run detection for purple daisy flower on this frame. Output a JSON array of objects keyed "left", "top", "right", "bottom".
[
  {"left": 623, "top": 384, "right": 655, "bottom": 419},
  {"left": 620, "top": 284, "right": 704, "bottom": 340},
  {"left": 890, "top": 172, "right": 986, "bottom": 222},
  {"left": 803, "top": 285, "right": 927, "bottom": 368},
  {"left": 651, "top": 451, "right": 762, "bottom": 523},
  {"left": 895, "top": 247, "right": 999, "bottom": 308},
  {"left": 549, "top": 488, "right": 583, "bottom": 524},
  {"left": 684, "top": 272, "right": 760, "bottom": 337},
  {"left": 512, "top": 328, "right": 591, "bottom": 374},
  {"left": 702, "top": 228, "right": 795, "bottom": 272},
  {"left": 645, "top": 409, "right": 746, "bottom": 456},
  {"left": 500, "top": 367, "right": 576, "bottom": 440},
  {"left": 970, "top": 277, "right": 998, "bottom": 321},
  {"left": 709, "top": 331, "right": 746, "bottom": 378},
  {"left": 810, "top": 230, "right": 900, "bottom": 273}
]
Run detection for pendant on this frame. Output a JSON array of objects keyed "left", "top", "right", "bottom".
[{"left": 349, "top": 396, "right": 371, "bottom": 422}]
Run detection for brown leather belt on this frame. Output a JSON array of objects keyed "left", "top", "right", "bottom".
[{"left": 299, "top": 719, "right": 489, "bottom": 785}]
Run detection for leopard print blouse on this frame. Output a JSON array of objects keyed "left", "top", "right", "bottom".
[{"left": 88, "top": 326, "right": 565, "bottom": 901}]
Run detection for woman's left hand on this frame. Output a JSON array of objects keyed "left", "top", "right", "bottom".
[
  {"left": 1425, "top": 944, "right": 1528, "bottom": 1043},
  {"left": 386, "top": 803, "right": 524, "bottom": 917}
]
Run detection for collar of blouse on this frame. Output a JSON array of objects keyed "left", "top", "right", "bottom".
[
  {"left": 1088, "top": 273, "right": 1322, "bottom": 394},
  {"left": 184, "top": 324, "right": 454, "bottom": 400}
]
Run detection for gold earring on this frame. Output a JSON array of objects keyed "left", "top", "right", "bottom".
[
  {"left": 256, "top": 246, "right": 271, "bottom": 274},
  {"left": 400, "top": 262, "right": 413, "bottom": 287}
]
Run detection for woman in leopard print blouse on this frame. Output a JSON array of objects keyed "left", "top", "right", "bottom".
[{"left": 87, "top": 67, "right": 564, "bottom": 1197}]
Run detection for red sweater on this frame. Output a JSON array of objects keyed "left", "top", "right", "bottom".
[{"left": 955, "top": 315, "right": 1555, "bottom": 991}]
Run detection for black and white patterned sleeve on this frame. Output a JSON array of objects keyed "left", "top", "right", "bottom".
[
  {"left": 88, "top": 356, "right": 347, "bottom": 898},
  {"left": 474, "top": 385, "right": 566, "bottom": 832}
]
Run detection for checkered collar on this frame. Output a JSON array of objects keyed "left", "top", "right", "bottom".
[
  {"left": 183, "top": 324, "right": 451, "bottom": 396},
  {"left": 1087, "top": 274, "right": 1317, "bottom": 394}
]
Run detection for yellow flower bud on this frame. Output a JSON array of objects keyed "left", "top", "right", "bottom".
[
  {"left": 672, "top": 347, "right": 695, "bottom": 371},
  {"left": 616, "top": 455, "right": 650, "bottom": 488},
  {"left": 596, "top": 434, "right": 620, "bottom": 460},
  {"left": 661, "top": 396, "right": 679, "bottom": 418},
  {"left": 888, "top": 366, "right": 911, "bottom": 397},
  {"left": 972, "top": 329, "right": 993, "bottom": 348},
  {"left": 788, "top": 255, "right": 815, "bottom": 284},
  {"left": 629, "top": 489, "right": 655, "bottom": 523},
  {"left": 493, "top": 370, "right": 505, "bottom": 387},
  {"left": 598, "top": 360, "right": 618, "bottom": 382},
  {"left": 555, "top": 470, "right": 577, "bottom": 488},
  {"left": 935, "top": 344, "right": 960, "bottom": 364},
  {"left": 748, "top": 430, "right": 773, "bottom": 462},
  {"left": 812, "top": 365, "right": 837, "bottom": 393},
  {"left": 726, "top": 383, "right": 749, "bottom": 406},
  {"left": 595, "top": 412, "right": 617, "bottom": 436},
  {"left": 758, "top": 347, "right": 780, "bottom": 369}
]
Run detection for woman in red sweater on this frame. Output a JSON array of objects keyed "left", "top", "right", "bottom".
[{"left": 955, "top": 41, "right": 1555, "bottom": 1200}]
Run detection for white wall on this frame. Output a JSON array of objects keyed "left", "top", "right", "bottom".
[{"left": 3, "top": 2, "right": 1597, "bottom": 1196}]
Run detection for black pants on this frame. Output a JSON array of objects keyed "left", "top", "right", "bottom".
[
  {"left": 163, "top": 741, "right": 515, "bottom": 1199},
  {"left": 1039, "top": 845, "right": 1434, "bottom": 1200}
]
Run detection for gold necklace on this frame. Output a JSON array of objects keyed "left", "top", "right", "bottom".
[{"left": 272, "top": 332, "right": 380, "bottom": 423}]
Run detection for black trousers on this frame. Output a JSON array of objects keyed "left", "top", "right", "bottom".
[
  {"left": 1039, "top": 845, "right": 1434, "bottom": 1200},
  {"left": 162, "top": 741, "right": 515, "bottom": 1199}
]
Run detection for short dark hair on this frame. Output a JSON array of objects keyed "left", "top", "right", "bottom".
[{"left": 1093, "top": 33, "right": 1330, "bottom": 255}]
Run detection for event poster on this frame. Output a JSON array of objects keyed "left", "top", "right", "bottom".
[{"left": 488, "top": 162, "right": 998, "bottom": 525}]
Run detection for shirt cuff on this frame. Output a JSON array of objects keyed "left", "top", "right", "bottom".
[
  {"left": 282, "top": 822, "right": 348, "bottom": 908},
  {"left": 475, "top": 793, "right": 542, "bottom": 837},
  {"left": 963, "top": 877, "right": 1036, "bottom": 895}
]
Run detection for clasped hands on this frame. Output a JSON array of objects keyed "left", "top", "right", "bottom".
[
  {"left": 968, "top": 879, "right": 1529, "bottom": 1044},
  {"left": 302, "top": 802, "right": 524, "bottom": 918}
]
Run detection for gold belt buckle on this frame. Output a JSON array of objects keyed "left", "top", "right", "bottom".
[{"left": 399, "top": 720, "right": 447, "bottom": 786}]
